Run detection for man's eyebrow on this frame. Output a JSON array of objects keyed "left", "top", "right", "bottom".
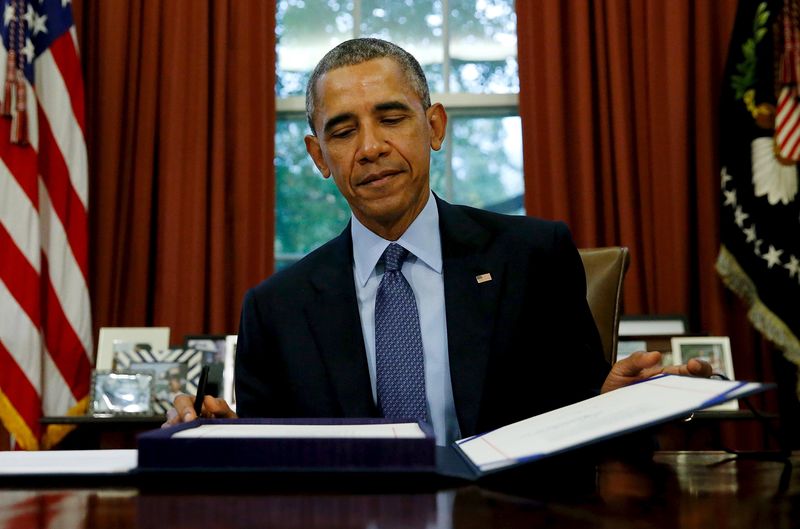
[
  {"left": 374, "top": 101, "right": 412, "bottom": 113},
  {"left": 323, "top": 112, "right": 356, "bottom": 135}
]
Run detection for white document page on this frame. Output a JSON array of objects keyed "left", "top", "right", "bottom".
[
  {"left": 0, "top": 449, "right": 137, "bottom": 475},
  {"left": 173, "top": 423, "right": 427, "bottom": 439},
  {"left": 456, "top": 375, "right": 764, "bottom": 473}
]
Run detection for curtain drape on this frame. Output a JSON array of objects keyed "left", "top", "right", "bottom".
[
  {"left": 517, "top": 1, "right": 793, "bottom": 447},
  {"left": 73, "top": 1, "right": 276, "bottom": 343}
]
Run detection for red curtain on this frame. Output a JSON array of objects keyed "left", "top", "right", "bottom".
[
  {"left": 73, "top": 1, "right": 276, "bottom": 343},
  {"left": 517, "top": 1, "right": 789, "bottom": 447}
]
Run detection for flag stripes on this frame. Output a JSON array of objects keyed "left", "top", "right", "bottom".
[{"left": 0, "top": 0, "right": 92, "bottom": 450}]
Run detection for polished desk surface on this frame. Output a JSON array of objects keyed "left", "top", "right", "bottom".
[{"left": 0, "top": 451, "right": 796, "bottom": 529}]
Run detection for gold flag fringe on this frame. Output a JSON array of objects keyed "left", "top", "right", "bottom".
[{"left": 716, "top": 245, "right": 800, "bottom": 399}]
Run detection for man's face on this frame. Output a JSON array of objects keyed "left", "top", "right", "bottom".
[{"left": 305, "top": 57, "right": 446, "bottom": 239}]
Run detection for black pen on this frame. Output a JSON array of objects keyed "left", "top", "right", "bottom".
[{"left": 193, "top": 365, "right": 210, "bottom": 418}]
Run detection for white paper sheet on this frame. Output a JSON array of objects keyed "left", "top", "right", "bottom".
[
  {"left": 172, "top": 422, "right": 427, "bottom": 439},
  {"left": 455, "top": 375, "right": 766, "bottom": 473},
  {"left": 0, "top": 449, "right": 137, "bottom": 475}
]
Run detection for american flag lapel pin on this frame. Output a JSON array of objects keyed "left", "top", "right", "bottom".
[{"left": 475, "top": 273, "right": 492, "bottom": 284}]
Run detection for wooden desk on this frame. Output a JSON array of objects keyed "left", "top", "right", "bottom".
[
  {"left": 0, "top": 451, "right": 795, "bottom": 529},
  {"left": 40, "top": 416, "right": 165, "bottom": 449}
]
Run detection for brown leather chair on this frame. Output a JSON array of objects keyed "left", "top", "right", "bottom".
[{"left": 578, "top": 246, "right": 631, "bottom": 365}]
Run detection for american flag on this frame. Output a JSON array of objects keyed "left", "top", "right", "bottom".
[
  {"left": 0, "top": 0, "right": 91, "bottom": 450},
  {"left": 776, "top": 0, "right": 800, "bottom": 161}
]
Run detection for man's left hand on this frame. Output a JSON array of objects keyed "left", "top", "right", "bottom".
[{"left": 601, "top": 351, "right": 713, "bottom": 394}]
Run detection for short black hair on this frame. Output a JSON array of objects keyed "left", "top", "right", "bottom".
[{"left": 305, "top": 38, "right": 431, "bottom": 135}]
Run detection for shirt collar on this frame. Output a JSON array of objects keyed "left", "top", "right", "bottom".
[{"left": 351, "top": 190, "right": 443, "bottom": 286}]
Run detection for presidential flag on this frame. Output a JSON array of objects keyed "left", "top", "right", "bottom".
[
  {"left": 0, "top": 0, "right": 91, "bottom": 449},
  {"left": 717, "top": 0, "right": 800, "bottom": 394}
]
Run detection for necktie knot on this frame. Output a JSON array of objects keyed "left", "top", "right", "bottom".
[{"left": 383, "top": 243, "right": 409, "bottom": 272}]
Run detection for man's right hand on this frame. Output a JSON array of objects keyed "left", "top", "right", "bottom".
[{"left": 161, "top": 394, "right": 238, "bottom": 428}]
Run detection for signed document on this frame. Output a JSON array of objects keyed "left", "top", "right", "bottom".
[
  {"left": 172, "top": 422, "right": 427, "bottom": 439},
  {"left": 455, "top": 375, "right": 768, "bottom": 473}
]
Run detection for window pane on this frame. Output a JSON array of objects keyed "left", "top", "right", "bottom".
[
  {"left": 432, "top": 115, "right": 524, "bottom": 214},
  {"left": 276, "top": 0, "right": 355, "bottom": 98},
  {"left": 275, "top": 118, "right": 351, "bottom": 268},
  {"left": 449, "top": 0, "right": 518, "bottom": 94},
  {"left": 360, "top": 0, "right": 445, "bottom": 93}
]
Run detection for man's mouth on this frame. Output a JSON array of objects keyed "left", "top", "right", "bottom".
[{"left": 359, "top": 170, "right": 401, "bottom": 186}]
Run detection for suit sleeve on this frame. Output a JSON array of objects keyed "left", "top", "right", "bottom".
[{"left": 233, "top": 288, "right": 288, "bottom": 418}]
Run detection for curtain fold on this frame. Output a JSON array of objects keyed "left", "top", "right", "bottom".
[
  {"left": 518, "top": 0, "right": 738, "bottom": 331},
  {"left": 74, "top": 0, "right": 276, "bottom": 343},
  {"left": 518, "top": 0, "right": 787, "bottom": 447}
]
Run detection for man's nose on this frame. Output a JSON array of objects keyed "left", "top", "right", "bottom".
[{"left": 358, "top": 124, "right": 390, "bottom": 163}]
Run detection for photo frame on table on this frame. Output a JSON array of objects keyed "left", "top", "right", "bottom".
[
  {"left": 223, "top": 335, "right": 238, "bottom": 411},
  {"left": 115, "top": 348, "right": 204, "bottom": 414},
  {"left": 184, "top": 335, "right": 228, "bottom": 399},
  {"left": 184, "top": 335, "right": 227, "bottom": 364},
  {"left": 89, "top": 371, "right": 154, "bottom": 416},
  {"left": 671, "top": 336, "right": 737, "bottom": 411},
  {"left": 128, "top": 361, "right": 188, "bottom": 414},
  {"left": 619, "top": 315, "right": 689, "bottom": 337},
  {"left": 95, "top": 327, "right": 170, "bottom": 371}
]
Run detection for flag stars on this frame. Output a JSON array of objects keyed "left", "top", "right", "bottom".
[
  {"left": 3, "top": 4, "right": 13, "bottom": 26},
  {"left": 721, "top": 167, "right": 733, "bottom": 189},
  {"left": 785, "top": 255, "right": 800, "bottom": 279},
  {"left": 32, "top": 13, "right": 47, "bottom": 35},
  {"left": 22, "top": 38, "right": 34, "bottom": 64},
  {"left": 734, "top": 206, "right": 749, "bottom": 227},
  {"left": 723, "top": 189, "right": 737, "bottom": 207},
  {"left": 762, "top": 245, "right": 784, "bottom": 268},
  {"left": 23, "top": 3, "right": 34, "bottom": 26},
  {"left": 754, "top": 239, "right": 763, "bottom": 255},
  {"left": 743, "top": 224, "right": 757, "bottom": 243}
]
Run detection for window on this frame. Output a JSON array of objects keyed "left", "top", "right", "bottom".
[{"left": 275, "top": 0, "right": 521, "bottom": 269}]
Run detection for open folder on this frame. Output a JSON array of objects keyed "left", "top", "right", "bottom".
[
  {"left": 135, "top": 374, "right": 771, "bottom": 481},
  {"left": 453, "top": 374, "right": 769, "bottom": 475}
]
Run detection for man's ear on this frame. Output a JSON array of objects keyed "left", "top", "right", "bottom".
[
  {"left": 305, "top": 134, "right": 331, "bottom": 178},
  {"left": 427, "top": 103, "right": 447, "bottom": 151}
]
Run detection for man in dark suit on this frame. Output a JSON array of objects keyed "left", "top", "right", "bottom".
[{"left": 168, "top": 38, "right": 710, "bottom": 444}]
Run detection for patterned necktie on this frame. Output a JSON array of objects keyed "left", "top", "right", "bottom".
[{"left": 375, "top": 243, "right": 427, "bottom": 422}]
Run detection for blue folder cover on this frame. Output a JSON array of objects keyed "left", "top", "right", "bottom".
[{"left": 137, "top": 418, "right": 437, "bottom": 473}]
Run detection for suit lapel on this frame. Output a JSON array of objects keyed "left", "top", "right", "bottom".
[
  {"left": 437, "top": 198, "right": 506, "bottom": 436},
  {"left": 304, "top": 228, "right": 377, "bottom": 417}
]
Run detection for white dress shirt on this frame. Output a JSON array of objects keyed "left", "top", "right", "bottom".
[{"left": 351, "top": 191, "right": 461, "bottom": 446}]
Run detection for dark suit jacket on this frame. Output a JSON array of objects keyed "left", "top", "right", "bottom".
[{"left": 235, "top": 196, "right": 610, "bottom": 438}]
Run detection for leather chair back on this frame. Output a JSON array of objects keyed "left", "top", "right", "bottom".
[{"left": 578, "top": 246, "right": 631, "bottom": 364}]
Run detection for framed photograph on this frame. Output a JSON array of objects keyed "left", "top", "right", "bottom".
[
  {"left": 96, "top": 327, "right": 170, "bottom": 371},
  {"left": 223, "top": 334, "right": 238, "bottom": 411},
  {"left": 89, "top": 371, "right": 154, "bottom": 416},
  {"left": 671, "top": 336, "right": 736, "bottom": 411},
  {"left": 185, "top": 335, "right": 227, "bottom": 365},
  {"left": 115, "top": 347, "right": 204, "bottom": 405},
  {"left": 619, "top": 315, "right": 689, "bottom": 337},
  {"left": 129, "top": 361, "right": 188, "bottom": 413}
]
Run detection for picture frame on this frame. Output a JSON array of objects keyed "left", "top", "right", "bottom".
[
  {"left": 115, "top": 348, "right": 204, "bottom": 410},
  {"left": 95, "top": 327, "right": 170, "bottom": 371},
  {"left": 128, "top": 361, "right": 188, "bottom": 414},
  {"left": 89, "top": 370, "right": 154, "bottom": 416},
  {"left": 670, "top": 336, "right": 737, "bottom": 411},
  {"left": 184, "top": 335, "right": 227, "bottom": 365},
  {"left": 223, "top": 334, "right": 238, "bottom": 411},
  {"left": 619, "top": 315, "right": 689, "bottom": 337}
]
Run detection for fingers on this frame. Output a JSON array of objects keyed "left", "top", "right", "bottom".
[
  {"left": 687, "top": 358, "right": 714, "bottom": 378},
  {"left": 161, "top": 395, "right": 238, "bottom": 428},
  {"left": 661, "top": 358, "right": 714, "bottom": 378},
  {"left": 160, "top": 393, "right": 196, "bottom": 429},
  {"left": 613, "top": 351, "right": 662, "bottom": 376},
  {"left": 203, "top": 396, "right": 238, "bottom": 419}
]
